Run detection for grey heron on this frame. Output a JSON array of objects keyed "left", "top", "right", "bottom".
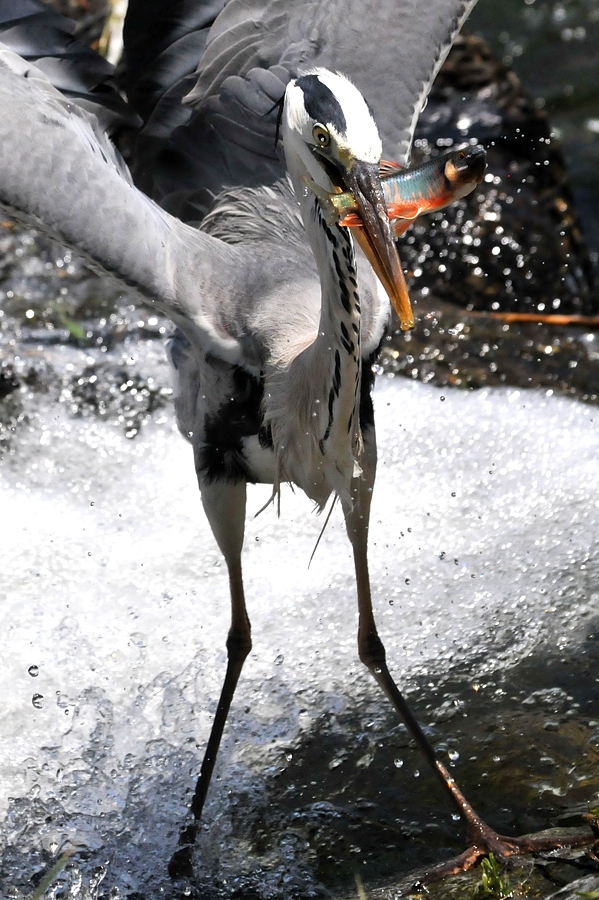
[{"left": 0, "top": 0, "right": 594, "bottom": 885}]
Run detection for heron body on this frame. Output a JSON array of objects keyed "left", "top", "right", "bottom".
[
  {"left": 1, "top": 0, "right": 592, "bottom": 884},
  {"left": 169, "top": 192, "right": 384, "bottom": 513}
]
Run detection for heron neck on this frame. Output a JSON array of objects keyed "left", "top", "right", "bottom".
[
  {"left": 302, "top": 189, "right": 363, "bottom": 458},
  {"left": 262, "top": 176, "right": 365, "bottom": 508}
]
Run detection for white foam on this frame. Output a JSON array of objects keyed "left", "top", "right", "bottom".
[{"left": 1, "top": 376, "right": 597, "bottom": 893}]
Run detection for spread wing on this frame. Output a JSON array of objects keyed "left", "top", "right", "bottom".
[
  {"left": 121, "top": 0, "right": 477, "bottom": 214},
  {"left": 0, "top": 0, "right": 477, "bottom": 370},
  {"left": 0, "top": 41, "right": 264, "bottom": 367}
]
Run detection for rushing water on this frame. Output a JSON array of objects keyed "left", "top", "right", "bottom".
[{"left": 1, "top": 347, "right": 598, "bottom": 897}]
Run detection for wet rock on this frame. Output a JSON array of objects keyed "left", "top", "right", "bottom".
[
  {"left": 383, "top": 34, "right": 599, "bottom": 398},
  {"left": 406, "top": 33, "right": 596, "bottom": 317},
  {"left": 0, "top": 386, "right": 25, "bottom": 453},
  {"left": 0, "top": 334, "right": 173, "bottom": 450},
  {"left": 547, "top": 874, "right": 599, "bottom": 899},
  {"left": 0, "top": 362, "right": 19, "bottom": 399},
  {"left": 66, "top": 360, "right": 171, "bottom": 439},
  {"left": 381, "top": 295, "right": 599, "bottom": 401}
]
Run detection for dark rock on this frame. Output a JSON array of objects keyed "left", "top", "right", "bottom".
[
  {"left": 0, "top": 362, "right": 19, "bottom": 399},
  {"left": 405, "top": 34, "right": 597, "bottom": 317},
  {"left": 383, "top": 35, "right": 599, "bottom": 400}
]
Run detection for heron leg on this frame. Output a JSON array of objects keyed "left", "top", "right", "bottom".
[
  {"left": 169, "top": 478, "right": 252, "bottom": 879},
  {"left": 343, "top": 439, "right": 596, "bottom": 879}
]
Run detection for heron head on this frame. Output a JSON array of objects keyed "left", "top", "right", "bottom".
[
  {"left": 283, "top": 69, "right": 414, "bottom": 330},
  {"left": 283, "top": 70, "right": 382, "bottom": 190}
]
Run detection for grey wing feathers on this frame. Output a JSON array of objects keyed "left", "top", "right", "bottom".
[
  {"left": 156, "top": 64, "right": 289, "bottom": 218},
  {"left": 0, "top": 46, "right": 246, "bottom": 365},
  {"left": 126, "top": 0, "right": 476, "bottom": 208}
]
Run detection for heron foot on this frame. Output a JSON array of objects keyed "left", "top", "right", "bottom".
[
  {"left": 417, "top": 814, "right": 599, "bottom": 886},
  {"left": 168, "top": 824, "right": 198, "bottom": 881}
]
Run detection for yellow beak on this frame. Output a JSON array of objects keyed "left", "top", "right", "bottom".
[{"left": 343, "top": 161, "right": 415, "bottom": 331}]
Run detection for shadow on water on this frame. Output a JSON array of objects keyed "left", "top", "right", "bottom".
[
  {"left": 2, "top": 611, "right": 598, "bottom": 899},
  {"left": 181, "top": 617, "right": 599, "bottom": 898}
]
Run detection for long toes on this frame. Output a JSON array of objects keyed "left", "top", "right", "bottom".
[
  {"left": 418, "top": 822, "right": 598, "bottom": 887},
  {"left": 465, "top": 823, "right": 519, "bottom": 860}
]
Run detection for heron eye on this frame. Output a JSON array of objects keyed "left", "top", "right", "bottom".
[{"left": 312, "top": 124, "right": 331, "bottom": 148}]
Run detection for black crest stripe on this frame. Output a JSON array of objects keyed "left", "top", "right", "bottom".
[{"left": 296, "top": 74, "right": 347, "bottom": 133}]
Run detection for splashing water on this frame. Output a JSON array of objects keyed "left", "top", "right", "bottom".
[{"left": 1, "top": 370, "right": 598, "bottom": 897}]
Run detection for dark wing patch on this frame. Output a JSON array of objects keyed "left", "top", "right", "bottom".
[
  {"left": 0, "top": 0, "right": 136, "bottom": 133},
  {"left": 142, "top": 64, "right": 290, "bottom": 216},
  {"left": 199, "top": 366, "right": 269, "bottom": 483}
]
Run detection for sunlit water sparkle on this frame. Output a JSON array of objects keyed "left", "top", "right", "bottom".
[{"left": 1, "top": 376, "right": 598, "bottom": 897}]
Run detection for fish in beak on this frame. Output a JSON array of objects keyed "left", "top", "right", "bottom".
[
  {"left": 327, "top": 145, "right": 487, "bottom": 235},
  {"left": 343, "top": 161, "right": 415, "bottom": 331},
  {"left": 305, "top": 145, "right": 487, "bottom": 331}
]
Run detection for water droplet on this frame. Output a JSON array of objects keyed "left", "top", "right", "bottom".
[
  {"left": 448, "top": 749, "right": 460, "bottom": 761},
  {"left": 394, "top": 758, "right": 404, "bottom": 768},
  {"left": 543, "top": 720, "right": 560, "bottom": 732},
  {"left": 413, "top": 769, "right": 420, "bottom": 778},
  {"left": 274, "top": 654, "right": 284, "bottom": 666},
  {"left": 28, "top": 665, "right": 39, "bottom": 677},
  {"left": 129, "top": 633, "right": 147, "bottom": 649},
  {"left": 32, "top": 694, "right": 44, "bottom": 709},
  {"left": 405, "top": 578, "right": 411, "bottom": 585},
  {"left": 440, "top": 396, "right": 446, "bottom": 402}
]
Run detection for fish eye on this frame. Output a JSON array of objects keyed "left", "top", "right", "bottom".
[{"left": 312, "top": 124, "right": 331, "bottom": 148}]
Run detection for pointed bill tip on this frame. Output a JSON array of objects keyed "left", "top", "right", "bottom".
[{"left": 351, "top": 225, "right": 415, "bottom": 331}]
